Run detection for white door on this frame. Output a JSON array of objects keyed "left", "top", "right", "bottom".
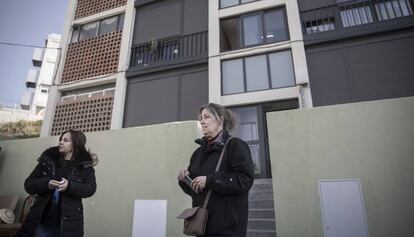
[{"left": 319, "top": 180, "right": 369, "bottom": 237}]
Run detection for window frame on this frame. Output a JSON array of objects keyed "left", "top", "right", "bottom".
[
  {"left": 219, "top": 0, "right": 261, "bottom": 9},
  {"left": 70, "top": 14, "right": 125, "bottom": 43},
  {"left": 220, "top": 49, "right": 296, "bottom": 95},
  {"left": 220, "top": 7, "right": 290, "bottom": 52}
]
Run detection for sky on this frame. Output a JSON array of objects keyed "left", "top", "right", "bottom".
[{"left": 0, "top": 0, "right": 68, "bottom": 107}]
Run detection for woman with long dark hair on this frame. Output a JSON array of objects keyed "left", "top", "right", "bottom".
[
  {"left": 178, "top": 103, "right": 254, "bottom": 237},
  {"left": 17, "top": 130, "right": 97, "bottom": 237}
]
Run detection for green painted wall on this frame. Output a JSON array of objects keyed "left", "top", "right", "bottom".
[
  {"left": 0, "top": 121, "right": 200, "bottom": 237},
  {"left": 267, "top": 96, "right": 414, "bottom": 237},
  {"left": 1, "top": 97, "right": 413, "bottom": 237}
]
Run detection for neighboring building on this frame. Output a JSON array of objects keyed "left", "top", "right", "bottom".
[
  {"left": 41, "top": 0, "right": 130, "bottom": 137},
  {"left": 20, "top": 33, "right": 61, "bottom": 119},
  {"left": 0, "top": 103, "right": 35, "bottom": 123},
  {"left": 297, "top": 0, "right": 414, "bottom": 106}
]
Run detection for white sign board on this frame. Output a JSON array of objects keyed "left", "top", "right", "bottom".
[{"left": 132, "top": 200, "right": 167, "bottom": 237}]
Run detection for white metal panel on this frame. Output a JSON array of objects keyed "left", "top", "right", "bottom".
[
  {"left": 319, "top": 180, "right": 369, "bottom": 237},
  {"left": 132, "top": 200, "right": 167, "bottom": 237}
]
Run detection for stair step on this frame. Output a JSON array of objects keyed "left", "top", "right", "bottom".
[
  {"left": 250, "top": 180, "right": 273, "bottom": 192},
  {"left": 247, "top": 218, "right": 276, "bottom": 230},
  {"left": 249, "top": 200, "right": 274, "bottom": 209},
  {"left": 247, "top": 229, "right": 277, "bottom": 237},
  {"left": 249, "top": 208, "right": 275, "bottom": 219},
  {"left": 249, "top": 191, "right": 274, "bottom": 200}
]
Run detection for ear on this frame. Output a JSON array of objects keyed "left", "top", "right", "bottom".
[{"left": 219, "top": 116, "right": 224, "bottom": 125}]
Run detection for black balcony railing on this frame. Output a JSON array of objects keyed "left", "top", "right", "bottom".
[
  {"left": 130, "top": 31, "right": 208, "bottom": 68},
  {"left": 301, "top": 0, "right": 414, "bottom": 34}
]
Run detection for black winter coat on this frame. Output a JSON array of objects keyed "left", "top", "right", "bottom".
[
  {"left": 179, "top": 131, "right": 254, "bottom": 237},
  {"left": 17, "top": 147, "right": 97, "bottom": 237}
]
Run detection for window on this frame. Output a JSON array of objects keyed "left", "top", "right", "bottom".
[
  {"left": 304, "top": 18, "right": 336, "bottom": 34},
  {"left": 220, "top": 0, "right": 260, "bottom": 9},
  {"left": 221, "top": 50, "right": 295, "bottom": 95},
  {"left": 99, "top": 16, "right": 118, "bottom": 35},
  {"left": 71, "top": 28, "right": 80, "bottom": 43},
  {"left": 71, "top": 14, "right": 125, "bottom": 43},
  {"left": 221, "top": 8, "right": 288, "bottom": 51},
  {"left": 375, "top": 0, "right": 413, "bottom": 20},
  {"left": 41, "top": 89, "right": 48, "bottom": 94},
  {"left": 340, "top": 4, "right": 374, "bottom": 27},
  {"left": 222, "top": 59, "right": 244, "bottom": 94},
  {"left": 79, "top": 22, "right": 98, "bottom": 41}
]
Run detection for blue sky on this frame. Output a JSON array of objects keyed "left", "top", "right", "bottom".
[{"left": 0, "top": 0, "right": 68, "bottom": 106}]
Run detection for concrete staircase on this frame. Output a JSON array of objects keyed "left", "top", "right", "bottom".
[{"left": 247, "top": 179, "right": 276, "bottom": 237}]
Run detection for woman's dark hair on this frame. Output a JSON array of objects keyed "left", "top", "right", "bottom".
[
  {"left": 199, "top": 103, "right": 236, "bottom": 132},
  {"left": 59, "top": 130, "right": 87, "bottom": 161}
]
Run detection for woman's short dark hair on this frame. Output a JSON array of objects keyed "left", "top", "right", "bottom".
[
  {"left": 199, "top": 103, "right": 236, "bottom": 132},
  {"left": 59, "top": 130, "right": 87, "bottom": 160}
]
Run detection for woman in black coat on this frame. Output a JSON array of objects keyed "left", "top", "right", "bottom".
[
  {"left": 178, "top": 103, "right": 255, "bottom": 237},
  {"left": 17, "top": 130, "right": 97, "bottom": 237}
]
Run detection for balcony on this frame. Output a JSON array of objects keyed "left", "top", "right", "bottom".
[
  {"left": 25, "top": 68, "right": 39, "bottom": 88},
  {"left": 300, "top": 0, "right": 414, "bottom": 43},
  {"left": 129, "top": 31, "right": 208, "bottom": 73},
  {"left": 20, "top": 91, "right": 34, "bottom": 110},
  {"left": 32, "top": 48, "right": 43, "bottom": 67}
]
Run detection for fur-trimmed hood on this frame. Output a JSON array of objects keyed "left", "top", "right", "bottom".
[{"left": 39, "top": 146, "right": 96, "bottom": 168}]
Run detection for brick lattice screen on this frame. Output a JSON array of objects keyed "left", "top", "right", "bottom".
[
  {"left": 51, "top": 96, "right": 114, "bottom": 136},
  {"left": 75, "top": 0, "right": 127, "bottom": 20},
  {"left": 61, "top": 31, "right": 122, "bottom": 84}
]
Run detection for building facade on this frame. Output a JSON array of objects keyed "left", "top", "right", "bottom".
[
  {"left": 20, "top": 33, "right": 61, "bottom": 119},
  {"left": 297, "top": 0, "right": 414, "bottom": 106},
  {"left": 37, "top": 0, "right": 414, "bottom": 236},
  {"left": 42, "top": 0, "right": 312, "bottom": 179}
]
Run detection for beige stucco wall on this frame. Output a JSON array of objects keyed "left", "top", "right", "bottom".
[
  {"left": 0, "top": 121, "right": 200, "bottom": 237},
  {"left": 267, "top": 96, "right": 414, "bottom": 237}
]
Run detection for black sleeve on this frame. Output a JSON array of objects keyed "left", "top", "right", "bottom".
[
  {"left": 65, "top": 167, "right": 97, "bottom": 198},
  {"left": 206, "top": 139, "right": 254, "bottom": 195},
  {"left": 24, "top": 162, "right": 51, "bottom": 195},
  {"left": 178, "top": 150, "right": 198, "bottom": 197}
]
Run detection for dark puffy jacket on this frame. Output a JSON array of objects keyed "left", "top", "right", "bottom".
[
  {"left": 179, "top": 131, "right": 254, "bottom": 237},
  {"left": 17, "top": 147, "right": 96, "bottom": 237}
]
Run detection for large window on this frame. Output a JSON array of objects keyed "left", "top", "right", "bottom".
[
  {"left": 221, "top": 50, "right": 295, "bottom": 95},
  {"left": 221, "top": 8, "right": 289, "bottom": 51},
  {"left": 71, "top": 14, "right": 124, "bottom": 43}
]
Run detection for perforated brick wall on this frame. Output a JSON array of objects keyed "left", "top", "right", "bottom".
[
  {"left": 75, "top": 0, "right": 127, "bottom": 20},
  {"left": 51, "top": 95, "right": 114, "bottom": 136},
  {"left": 61, "top": 31, "right": 122, "bottom": 84}
]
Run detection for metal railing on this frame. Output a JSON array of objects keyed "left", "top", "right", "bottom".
[
  {"left": 301, "top": 0, "right": 414, "bottom": 34},
  {"left": 130, "top": 31, "right": 208, "bottom": 68}
]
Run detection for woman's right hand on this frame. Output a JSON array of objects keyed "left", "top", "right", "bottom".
[
  {"left": 48, "top": 180, "right": 61, "bottom": 190},
  {"left": 177, "top": 168, "right": 190, "bottom": 182}
]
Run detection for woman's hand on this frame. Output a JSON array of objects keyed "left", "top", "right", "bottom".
[
  {"left": 57, "top": 178, "right": 68, "bottom": 192},
  {"left": 48, "top": 180, "right": 61, "bottom": 190},
  {"left": 192, "top": 176, "right": 207, "bottom": 193},
  {"left": 177, "top": 168, "right": 190, "bottom": 182}
]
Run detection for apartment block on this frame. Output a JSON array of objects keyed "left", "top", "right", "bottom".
[
  {"left": 20, "top": 34, "right": 61, "bottom": 119},
  {"left": 297, "top": 0, "right": 414, "bottom": 106}
]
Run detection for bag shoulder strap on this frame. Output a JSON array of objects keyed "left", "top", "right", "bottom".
[{"left": 202, "top": 137, "right": 234, "bottom": 208}]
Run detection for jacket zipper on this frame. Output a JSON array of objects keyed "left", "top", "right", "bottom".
[{"left": 43, "top": 157, "right": 56, "bottom": 225}]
